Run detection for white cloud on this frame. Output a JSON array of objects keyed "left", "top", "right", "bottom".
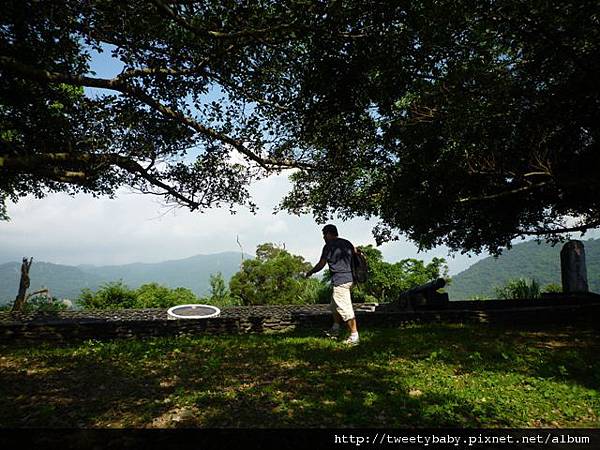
[{"left": 264, "top": 219, "right": 289, "bottom": 235}]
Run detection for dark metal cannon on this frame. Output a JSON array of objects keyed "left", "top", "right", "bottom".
[{"left": 399, "top": 278, "right": 449, "bottom": 308}]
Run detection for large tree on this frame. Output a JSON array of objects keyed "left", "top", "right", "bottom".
[
  {"left": 2, "top": 1, "right": 599, "bottom": 254},
  {"left": 280, "top": 0, "right": 600, "bottom": 255},
  {"left": 229, "top": 243, "right": 316, "bottom": 305}
]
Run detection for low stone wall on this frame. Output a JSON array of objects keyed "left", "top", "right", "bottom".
[
  {"left": 0, "top": 298, "right": 598, "bottom": 343},
  {"left": 0, "top": 304, "right": 371, "bottom": 343}
]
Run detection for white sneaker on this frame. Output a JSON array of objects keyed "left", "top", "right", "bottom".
[{"left": 343, "top": 336, "right": 359, "bottom": 346}]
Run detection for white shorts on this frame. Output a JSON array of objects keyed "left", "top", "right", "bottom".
[{"left": 331, "top": 282, "right": 354, "bottom": 322}]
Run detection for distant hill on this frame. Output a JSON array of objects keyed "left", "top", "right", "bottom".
[
  {"left": 5, "top": 241, "right": 599, "bottom": 304},
  {"left": 447, "top": 238, "right": 600, "bottom": 300},
  {"left": 0, "top": 252, "right": 246, "bottom": 304},
  {"left": 0, "top": 261, "right": 107, "bottom": 303}
]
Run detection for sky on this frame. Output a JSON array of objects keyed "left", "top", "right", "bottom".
[
  {"left": 0, "top": 171, "right": 487, "bottom": 273},
  {"left": 3, "top": 44, "right": 589, "bottom": 275}
]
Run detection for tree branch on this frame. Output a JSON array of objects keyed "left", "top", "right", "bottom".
[
  {"left": 115, "top": 51, "right": 223, "bottom": 80},
  {"left": 206, "top": 71, "right": 290, "bottom": 112},
  {"left": 113, "top": 156, "right": 203, "bottom": 210},
  {"left": 458, "top": 181, "right": 548, "bottom": 203},
  {"left": 0, "top": 151, "right": 203, "bottom": 210},
  {"left": 0, "top": 56, "right": 315, "bottom": 170},
  {"left": 150, "top": 0, "right": 302, "bottom": 40},
  {"left": 1, "top": 152, "right": 96, "bottom": 183},
  {"left": 516, "top": 220, "right": 600, "bottom": 236}
]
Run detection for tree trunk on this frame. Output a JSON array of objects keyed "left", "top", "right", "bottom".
[{"left": 12, "top": 257, "right": 33, "bottom": 312}]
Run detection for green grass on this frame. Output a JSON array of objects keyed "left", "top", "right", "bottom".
[{"left": 1, "top": 323, "right": 599, "bottom": 428}]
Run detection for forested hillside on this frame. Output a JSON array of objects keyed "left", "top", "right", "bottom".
[
  {"left": 0, "top": 261, "right": 105, "bottom": 302},
  {"left": 447, "top": 239, "right": 600, "bottom": 300},
  {"left": 0, "top": 252, "right": 245, "bottom": 304},
  {"left": 4, "top": 239, "right": 599, "bottom": 304}
]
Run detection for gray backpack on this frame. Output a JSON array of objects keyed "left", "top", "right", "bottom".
[{"left": 351, "top": 252, "right": 368, "bottom": 283}]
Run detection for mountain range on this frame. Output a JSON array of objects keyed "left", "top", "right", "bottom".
[
  {"left": 0, "top": 252, "right": 245, "bottom": 304},
  {"left": 2, "top": 239, "right": 599, "bottom": 305}
]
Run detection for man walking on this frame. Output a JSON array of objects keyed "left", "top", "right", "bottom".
[{"left": 305, "top": 224, "right": 359, "bottom": 345}]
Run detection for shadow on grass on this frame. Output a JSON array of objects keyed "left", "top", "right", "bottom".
[
  {"left": 289, "top": 322, "right": 600, "bottom": 390},
  {"left": 0, "top": 322, "right": 598, "bottom": 427}
]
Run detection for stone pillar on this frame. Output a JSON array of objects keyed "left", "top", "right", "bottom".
[{"left": 560, "top": 240, "right": 589, "bottom": 294}]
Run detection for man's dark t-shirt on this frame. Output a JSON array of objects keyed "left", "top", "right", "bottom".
[{"left": 321, "top": 237, "right": 354, "bottom": 286}]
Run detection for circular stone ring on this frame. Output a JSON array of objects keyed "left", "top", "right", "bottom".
[{"left": 167, "top": 304, "right": 221, "bottom": 319}]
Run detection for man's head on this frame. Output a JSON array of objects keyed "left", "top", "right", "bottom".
[{"left": 322, "top": 224, "right": 338, "bottom": 242}]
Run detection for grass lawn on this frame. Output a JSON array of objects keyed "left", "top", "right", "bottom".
[{"left": 1, "top": 322, "right": 599, "bottom": 428}]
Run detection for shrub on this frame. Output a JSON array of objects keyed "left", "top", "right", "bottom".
[
  {"left": 298, "top": 278, "right": 331, "bottom": 304},
  {"left": 542, "top": 283, "right": 562, "bottom": 294},
  {"left": 135, "top": 283, "right": 197, "bottom": 308},
  {"left": 25, "top": 295, "right": 69, "bottom": 312},
  {"left": 204, "top": 272, "right": 242, "bottom": 308},
  {"left": 78, "top": 281, "right": 199, "bottom": 309},
  {"left": 78, "top": 281, "right": 137, "bottom": 309},
  {"left": 494, "top": 278, "right": 541, "bottom": 300},
  {"left": 0, "top": 296, "right": 69, "bottom": 312},
  {"left": 352, "top": 245, "right": 449, "bottom": 303}
]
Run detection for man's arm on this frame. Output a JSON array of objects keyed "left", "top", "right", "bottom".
[{"left": 305, "top": 257, "right": 327, "bottom": 278}]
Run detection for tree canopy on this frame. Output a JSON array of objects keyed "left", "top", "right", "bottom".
[
  {"left": 351, "top": 245, "right": 448, "bottom": 303},
  {"left": 2, "top": 1, "right": 599, "bottom": 254},
  {"left": 78, "top": 281, "right": 198, "bottom": 309},
  {"left": 229, "top": 243, "right": 319, "bottom": 305}
]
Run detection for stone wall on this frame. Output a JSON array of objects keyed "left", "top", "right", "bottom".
[{"left": 0, "top": 297, "right": 599, "bottom": 344}]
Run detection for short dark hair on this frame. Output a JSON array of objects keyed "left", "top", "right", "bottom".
[{"left": 322, "top": 224, "right": 338, "bottom": 236}]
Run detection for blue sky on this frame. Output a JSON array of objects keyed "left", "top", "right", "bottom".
[{"left": 6, "top": 45, "right": 591, "bottom": 274}]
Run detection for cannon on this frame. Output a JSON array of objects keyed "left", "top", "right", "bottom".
[{"left": 399, "top": 278, "right": 449, "bottom": 309}]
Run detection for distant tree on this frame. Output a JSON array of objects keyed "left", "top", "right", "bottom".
[
  {"left": 78, "top": 281, "right": 137, "bottom": 309},
  {"left": 203, "top": 272, "right": 242, "bottom": 307},
  {"left": 209, "top": 273, "right": 229, "bottom": 302},
  {"left": 229, "top": 243, "right": 315, "bottom": 305},
  {"left": 135, "top": 283, "right": 197, "bottom": 308},
  {"left": 22, "top": 295, "right": 69, "bottom": 312},
  {"left": 78, "top": 281, "right": 197, "bottom": 309},
  {"left": 352, "top": 245, "right": 448, "bottom": 303}
]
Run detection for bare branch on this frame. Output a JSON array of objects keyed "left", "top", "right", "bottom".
[
  {"left": 523, "top": 171, "right": 551, "bottom": 178},
  {"left": 113, "top": 156, "right": 202, "bottom": 210},
  {"left": 458, "top": 181, "right": 548, "bottom": 203},
  {"left": 26, "top": 288, "right": 50, "bottom": 301}
]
